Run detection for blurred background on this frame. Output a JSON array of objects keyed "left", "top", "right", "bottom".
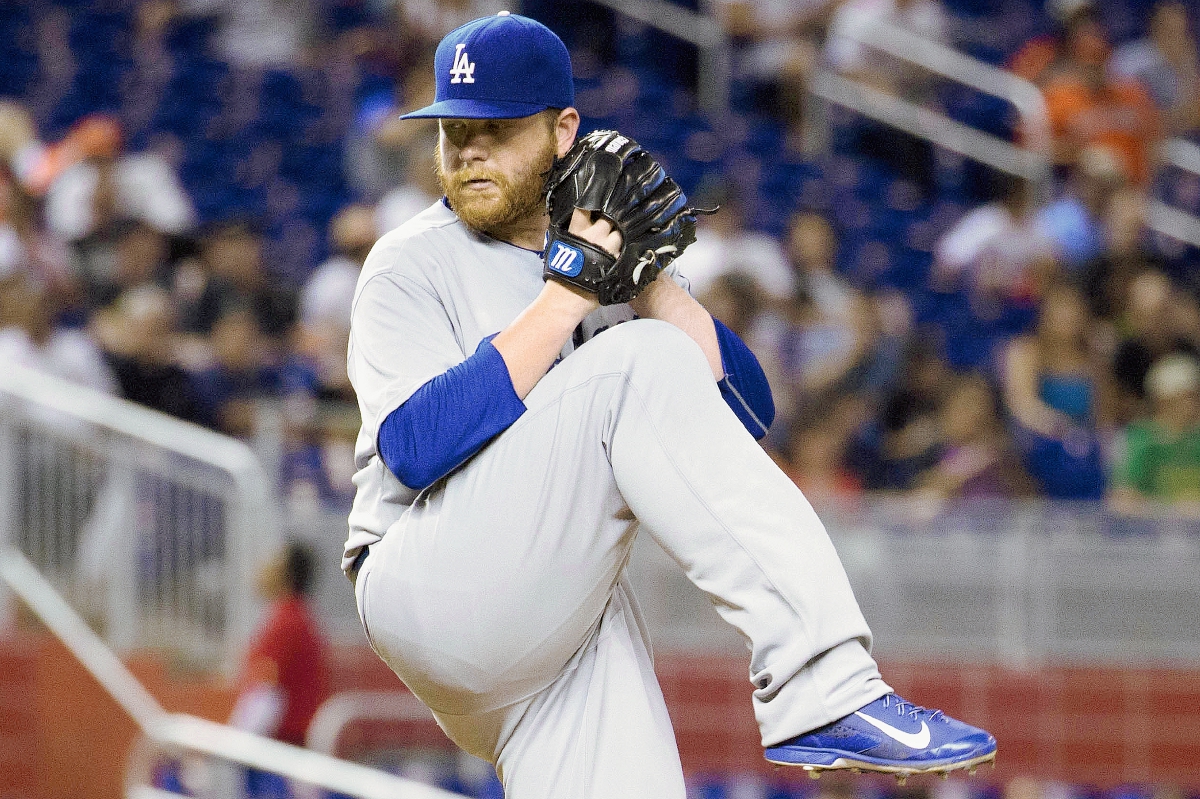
[{"left": 1, "top": 0, "right": 1200, "bottom": 797}]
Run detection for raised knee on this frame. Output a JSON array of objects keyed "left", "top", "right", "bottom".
[
  {"left": 595, "top": 318, "right": 708, "bottom": 371},
  {"left": 600, "top": 318, "right": 698, "bottom": 354}
]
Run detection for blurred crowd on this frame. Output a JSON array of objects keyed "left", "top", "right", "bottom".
[{"left": 1, "top": 0, "right": 1199, "bottom": 523}]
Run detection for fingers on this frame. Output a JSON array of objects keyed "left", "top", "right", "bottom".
[{"left": 568, "top": 208, "right": 623, "bottom": 257}]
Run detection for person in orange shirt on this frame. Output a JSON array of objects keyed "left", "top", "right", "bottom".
[
  {"left": 1041, "top": 21, "right": 1162, "bottom": 186},
  {"left": 1009, "top": 0, "right": 1098, "bottom": 88}
]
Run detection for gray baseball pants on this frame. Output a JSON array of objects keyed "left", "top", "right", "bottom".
[{"left": 355, "top": 319, "right": 889, "bottom": 798}]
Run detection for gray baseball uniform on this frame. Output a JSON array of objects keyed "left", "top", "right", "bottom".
[{"left": 346, "top": 200, "right": 889, "bottom": 797}]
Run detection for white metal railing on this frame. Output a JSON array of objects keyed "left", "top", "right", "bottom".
[
  {"left": 1147, "top": 137, "right": 1200, "bottom": 249},
  {"left": 0, "top": 546, "right": 465, "bottom": 799},
  {"left": 810, "top": 69, "right": 1050, "bottom": 187},
  {"left": 624, "top": 498, "right": 1200, "bottom": 668},
  {"left": 810, "top": 5, "right": 1054, "bottom": 200},
  {"left": 811, "top": 8, "right": 1200, "bottom": 250},
  {"left": 0, "top": 364, "right": 279, "bottom": 672},
  {"left": 588, "top": 0, "right": 731, "bottom": 116},
  {"left": 306, "top": 690, "right": 439, "bottom": 755}
]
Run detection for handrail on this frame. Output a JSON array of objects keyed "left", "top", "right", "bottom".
[
  {"left": 146, "top": 714, "right": 462, "bottom": 799},
  {"left": 813, "top": 6, "right": 1053, "bottom": 200},
  {"left": 0, "top": 363, "right": 278, "bottom": 663},
  {"left": 1146, "top": 197, "right": 1200, "bottom": 249},
  {"left": 817, "top": 9, "right": 1200, "bottom": 249},
  {"left": 0, "top": 546, "right": 165, "bottom": 728},
  {"left": 1146, "top": 137, "right": 1200, "bottom": 249},
  {"left": 833, "top": 5, "right": 1053, "bottom": 166},
  {"left": 809, "top": 70, "right": 1048, "bottom": 183},
  {"left": 0, "top": 365, "right": 271, "bottom": 494},
  {"left": 586, "top": 0, "right": 731, "bottom": 117},
  {"left": 0, "top": 546, "right": 465, "bottom": 799},
  {"left": 1164, "top": 137, "right": 1200, "bottom": 175},
  {"left": 307, "top": 690, "right": 440, "bottom": 756}
]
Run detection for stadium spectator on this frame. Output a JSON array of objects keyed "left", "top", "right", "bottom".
[
  {"left": 844, "top": 339, "right": 952, "bottom": 491},
  {"left": 1003, "top": 282, "right": 1111, "bottom": 500},
  {"left": 0, "top": 100, "right": 93, "bottom": 196},
  {"left": 0, "top": 160, "right": 79, "bottom": 317},
  {"left": 0, "top": 275, "right": 116, "bottom": 393},
  {"left": 775, "top": 287, "right": 867, "bottom": 413},
  {"left": 1109, "top": 0, "right": 1200, "bottom": 136},
  {"left": 1009, "top": 0, "right": 1099, "bottom": 88},
  {"left": 1039, "top": 22, "right": 1161, "bottom": 187},
  {"left": 697, "top": 271, "right": 792, "bottom": 444},
  {"left": 1035, "top": 145, "right": 1135, "bottom": 275},
  {"left": 780, "top": 403, "right": 866, "bottom": 517},
  {"left": 177, "top": 219, "right": 297, "bottom": 340},
  {"left": 1110, "top": 353, "right": 1200, "bottom": 511},
  {"left": 787, "top": 210, "right": 855, "bottom": 318},
  {"left": 43, "top": 115, "right": 196, "bottom": 243},
  {"left": 275, "top": 205, "right": 374, "bottom": 510},
  {"left": 932, "top": 172, "right": 1055, "bottom": 315},
  {"left": 374, "top": 127, "right": 441, "bottom": 235},
  {"left": 300, "top": 203, "right": 374, "bottom": 335},
  {"left": 915, "top": 373, "right": 1034, "bottom": 501},
  {"left": 825, "top": 0, "right": 948, "bottom": 197},
  {"left": 176, "top": 0, "right": 320, "bottom": 67},
  {"left": 79, "top": 218, "right": 176, "bottom": 311},
  {"left": 715, "top": 0, "right": 839, "bottom": 145},
  {"left": 825, "top": 0, "right": 948, "bottom": 87},
  {"left": 346, "top": 64, "right": 438, "bottom": 205},
  {"left": 188, "top": 304, "right": 282, "bottom": 437},
  {"left": 92, "top": 285, "right": 207, "bottom": 425},
  {"left": 1109, "top": 270, "right": 1199, "bottom": 419},
  {"left": 671, "top": 185, "right": 794, "bottom": 302},
  {"left": 229, "top": 540, "right": 331, "bottom": 771}
]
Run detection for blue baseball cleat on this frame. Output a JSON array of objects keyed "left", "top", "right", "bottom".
[{"left": 764, "top": 694, "right": 996, "bottom": 782}]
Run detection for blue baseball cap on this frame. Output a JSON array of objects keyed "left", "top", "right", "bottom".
[{"left": 399, "top": 12, "right": 574, "bottom": 120}]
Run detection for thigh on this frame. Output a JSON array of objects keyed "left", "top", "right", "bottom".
[{"left": 360, "top": 365, "right": 640, "bottom": 715}]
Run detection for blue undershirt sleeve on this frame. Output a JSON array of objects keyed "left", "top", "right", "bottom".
[
  {"left": 713, "top": 318, "right": 775, "bottom": 440},
  {"left": 378, "top": 336, "right": 526, "bottom": 490}
]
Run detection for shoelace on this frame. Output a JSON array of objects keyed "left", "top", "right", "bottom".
[{"left": 883, "top": 694, "right": 945, "bottom": 723}]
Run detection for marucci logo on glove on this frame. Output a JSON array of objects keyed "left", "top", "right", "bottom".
[{"left": 546, "top": 240, "right": 584, "bottom": 277}]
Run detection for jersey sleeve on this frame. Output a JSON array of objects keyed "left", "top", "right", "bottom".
[
  {"left": 349, "top": 269, "right": 466, "bottom": 435},
  {"left": 378, "top": 336, "right": 526, "bottom": 490},
  {"left": 713, "top": 318, "right": 775, "bottom": 440}
]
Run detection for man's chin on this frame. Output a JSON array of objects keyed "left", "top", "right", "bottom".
[{"left": 454, "top": 202, "right": 513, "bottom": 235}]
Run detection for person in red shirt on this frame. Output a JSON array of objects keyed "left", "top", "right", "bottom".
[{"left": 229, "top": 541, "right": 332, "bottom": 746}]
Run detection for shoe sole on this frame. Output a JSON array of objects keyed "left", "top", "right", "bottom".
[{"left": 766, "top": 750, "right": 996, "bottom": 785}]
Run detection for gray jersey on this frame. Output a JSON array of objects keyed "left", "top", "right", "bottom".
[{"left": 343, "top": 200, "right": 684, "bottom": 571}]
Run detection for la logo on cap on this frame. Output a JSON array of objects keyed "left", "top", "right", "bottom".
[{"left": 450, "top": 43, "right": 475, "bottom": 84}]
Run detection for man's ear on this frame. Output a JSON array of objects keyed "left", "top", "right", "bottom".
[{"left": 556, "top": 108, "right": 581, "bottom": 158}]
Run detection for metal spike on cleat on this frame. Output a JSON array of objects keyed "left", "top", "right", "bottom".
[
  {"left": 896, "top": 774, "right": 908, "bottom": 786},
  {"left": 968, "top": 767, "right": 978, "bottom": 776},
  {"left": 806, "top": 768, "right": 822, "bottom": 780},
  {"left": 940, "top": 771, "right": 949, "bottom": 780}
]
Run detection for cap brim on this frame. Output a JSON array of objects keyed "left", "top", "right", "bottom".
[{"left": 398, "top": 98, "right": 552, "bottom": 120}]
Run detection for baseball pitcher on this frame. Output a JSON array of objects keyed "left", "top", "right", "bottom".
[{"left": 344, "top": 13, "right": 996, "bottom": 797}]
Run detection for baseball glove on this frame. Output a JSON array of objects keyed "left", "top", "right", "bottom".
[{"left": 542, "top": 129, "right": 708, "bottom": 306}]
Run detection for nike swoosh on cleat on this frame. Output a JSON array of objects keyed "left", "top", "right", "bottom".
[{"left": 853, "top": 712, "right": 932, "bottom": 749}]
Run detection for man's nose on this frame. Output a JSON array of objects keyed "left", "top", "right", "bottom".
[{"left": 457, "top": 131, "right": 491, "bottom": 163}]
